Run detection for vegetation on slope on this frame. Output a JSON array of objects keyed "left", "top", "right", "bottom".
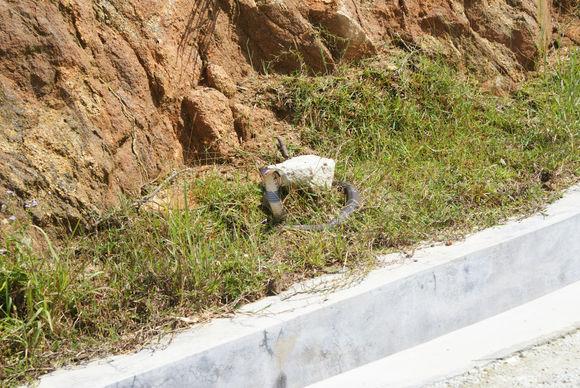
[{"left": 1, "top": 51, "right": 578, "bottom": 384}]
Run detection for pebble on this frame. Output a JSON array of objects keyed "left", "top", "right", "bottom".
[{"left": 24, "top": 199, "right": 38, "bottom": 208}]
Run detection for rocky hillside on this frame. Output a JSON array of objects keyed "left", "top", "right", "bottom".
[{"left": 0, "top": 0, "right": 572, "bottom": 227}]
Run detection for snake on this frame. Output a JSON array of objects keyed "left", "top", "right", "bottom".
[{"left": 261, "top": 138, "right": 361, "bottom": 231}]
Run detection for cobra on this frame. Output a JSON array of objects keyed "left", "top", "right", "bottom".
[{"left": 260, "top": 138, "right": 361, "bottom": 231}]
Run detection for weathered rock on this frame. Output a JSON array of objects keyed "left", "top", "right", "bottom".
[
  {"left": 231, "top": 103, "right": 254, "bottom": 141},
  {"left": 180, "top": 89, "right": 238, "bottom": 161},
  {"left": 206, "top": 63, "right": 237, "bottom": 98},
  {"left": 562, "top": 20, "right": 580, "bottom": 45},
  {"left": 235, "top": 0, "right": 336, "bottom": 73},
  {"left": 237, "top": 0, "right": 555, "bottom": 78},
  {"left": 364, "top": 0, "right": 553, "bottom": 78},
  {"left": 307, "top": 0, "right": 377, "bottom": 61},
  {"left": 0, "top": 0, "right": 202, "bottom": 226},
  {"left": 481, "top": 75, "right": 517, "bottom": 97}
]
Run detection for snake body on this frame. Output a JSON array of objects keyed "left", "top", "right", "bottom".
[{"left": 288, "top": 181, "right": 361, "bottom": 231}]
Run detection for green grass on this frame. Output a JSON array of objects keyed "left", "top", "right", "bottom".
[
  {"left": 283, "top": 51, "right": 578, "bottom": 245},
  {"left": 1, "top": 50, "right": 578, "bottom": 384}
]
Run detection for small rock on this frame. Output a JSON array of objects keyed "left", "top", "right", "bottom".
[
  {"left": 206, "top": 63, "right": 237, "bottom": 98},
  {"left": 231, "top": 103, "right": 254, "bottom": 141},
  {"left": 8, "top": 215, "right": 16, "bottom": 222},
  {"left": 308, "top": 1, "right": 376, "bottom": 61},
  {"left": 482, "top": 76, "right": 516, "bottom": 96},
  {"left": 20, "top": 235, "right": 32, "bottom": 248},
  {"left": 0, "top": 248, "right": 7, "bottom": 255},
  {"left": 181, "top": 88, "right": 238, "bottom": 161},
  {"left": 24, "top": 199, "right": 38, "bottom": 208}
]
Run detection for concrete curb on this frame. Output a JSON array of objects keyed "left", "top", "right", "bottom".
[
  {"left": 39, "top": 186, "right": 580, "bottom": 388},
  {"left": 310, "top": 280, "right": 580, "bottom": 387}
]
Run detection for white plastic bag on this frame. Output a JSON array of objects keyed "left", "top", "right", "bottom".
[{"left": 266, "top": 155, "right": 335, "bottom": 190}]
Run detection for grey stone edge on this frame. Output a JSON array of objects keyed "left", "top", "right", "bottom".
[{"left": 39, "top": 185, "right": 580, "bottom": 388}]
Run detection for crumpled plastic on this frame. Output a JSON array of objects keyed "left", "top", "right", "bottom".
[{"left": 266, "top": 155, "right": 335, "bottom": 190}]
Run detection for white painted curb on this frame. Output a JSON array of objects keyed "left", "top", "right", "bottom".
[
  {"left": 39, "top": 186, "right": 580, "bottom": 388},
  {"left": 310, "top": 280, "right": 580, "bottom": 387}
]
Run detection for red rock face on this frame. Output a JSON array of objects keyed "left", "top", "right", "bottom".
[
  {"left": 181, "top": 88, "right": 238, "bottom": 162},
  {"left": 355, "top": 0, "right": 552, "bottom": 74},
  {"left": 0, "top": 0, "right": 206, "bottom": 225},
  {"left": 0, "top": 0, "right": 559, "bottom": 226}
]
